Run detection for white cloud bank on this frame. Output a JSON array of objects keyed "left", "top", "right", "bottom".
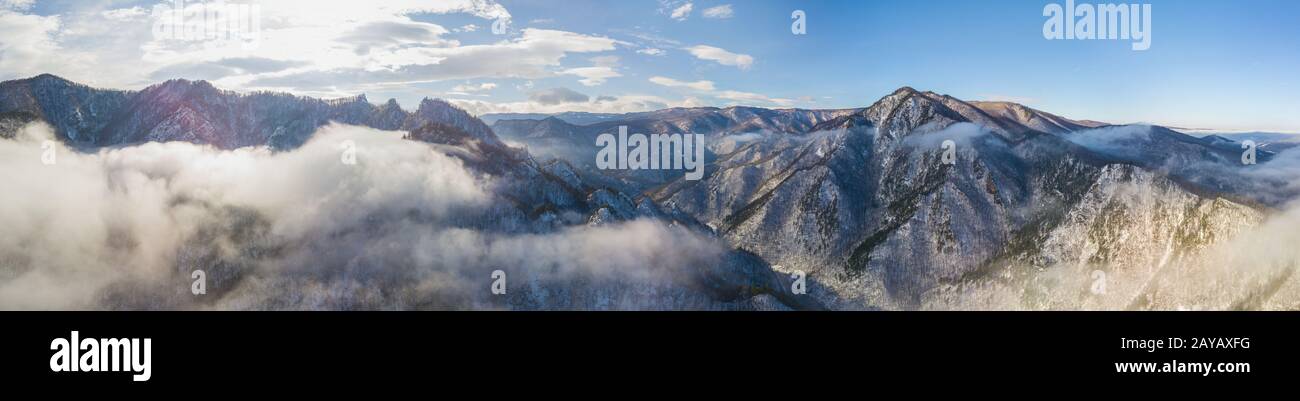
[{"left": 0, "top": 122, "right": 729, "bottom": 310}]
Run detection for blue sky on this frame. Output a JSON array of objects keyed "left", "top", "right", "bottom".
[{"left": 1, "top": 0, "right": 1297, "bottom": 131}]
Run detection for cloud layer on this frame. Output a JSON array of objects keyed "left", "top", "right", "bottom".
[{"left": 0, "top": 122, "right": 730, "bottom": 310}]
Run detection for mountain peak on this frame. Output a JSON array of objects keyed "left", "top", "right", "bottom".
[
  {"left": 891, "top": 86, "right": 920, "bottom": 95},
  {"left": 418, "top": 97, "right": 460, "bottom": 112},
  {"left": 140, "top": 78, "right": 223, "bottom": 101},
  {"left": 31, "top": 73, "right": 71, "bottom": 83},
  {"left": 159, "top": 77, "right": 193, "bottom": 86},
  {"left": 3, "top": 73, "right": 76, "bottom": 89},
  {"left": 150, "top": 78, "right": 212, "bottom": 90},
  {"left": 329, "top": 93, "right": 368, "bottom": 105},
  {"left": 409, "top": 97, "right": 503, "bottom": 147}
]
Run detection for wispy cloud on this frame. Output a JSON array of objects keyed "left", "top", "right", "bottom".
[
  {"left": 637, "top": 47, "right": 666, "bottom": 56},
  {"left": 670, "top": 3, "right": 694, "bottom": 21},
  {"left": 528, "top": 87, "right": 590, "bottom": 105},
  {"left": 686, "top": 45, "right": 753, "bottom": 70},
  {"left": 702, "top": 4, "right": 733, "bottom": 19},
  {"left": 649, "top": 76, "right": 715, "bottom": 91},
  {"left": 245, "top": 29, "right": 623, "bottom": 90},
  {"left": 714, "top": 90, "right": 793, "bottom": 107},
  {"left": 447, "top": 82, "right": 498, "bottom": 96},
  {"left": 0, "top": 0, "right": 34, "bottom": 11},
  {"left": 562, "top": 55, "right": 621, "bottom": 86},
  {"left": 649, "top": 75, "right": 791, "bottom": 107}
]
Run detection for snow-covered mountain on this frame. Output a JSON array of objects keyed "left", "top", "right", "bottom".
[
  {"left": 0, "top": 75, "right": 809, "bottom": 310},
  {"left": 493, "top": 86, "right": 1293, "bottom": 309},
  {"left": 491, "top": 105, "right": 857, "bottom": 187},
  {"left": 3, "top": 75, "right": 1295, "bottom": 310}
]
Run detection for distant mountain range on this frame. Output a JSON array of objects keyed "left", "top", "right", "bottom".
[
  {"left": 1196, "top": 132, "right": 1300, "bottom": 153},
  {"left": 480, "top": 111, "right": 630, "bottom": 126},
  {"left": 3, "top": 74, "right": 1296, "bottom": 310},
  {"left": 0, "top": 74, "right": 499, "bottom": 149}
]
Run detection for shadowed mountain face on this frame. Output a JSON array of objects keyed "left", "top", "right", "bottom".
[{"left": 3, "top": 75, "right": 1296, "bottom": 310}]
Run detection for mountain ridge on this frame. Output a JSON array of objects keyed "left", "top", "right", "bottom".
[
  {"left": 0, "top": 74, "right": 502, "bottom": 149},
  {"left": 5, "top": 74, "right": 1292, "bottom": 309},
  {"left": 0, "top": 73, "right": 822, "bottom": 310}
]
